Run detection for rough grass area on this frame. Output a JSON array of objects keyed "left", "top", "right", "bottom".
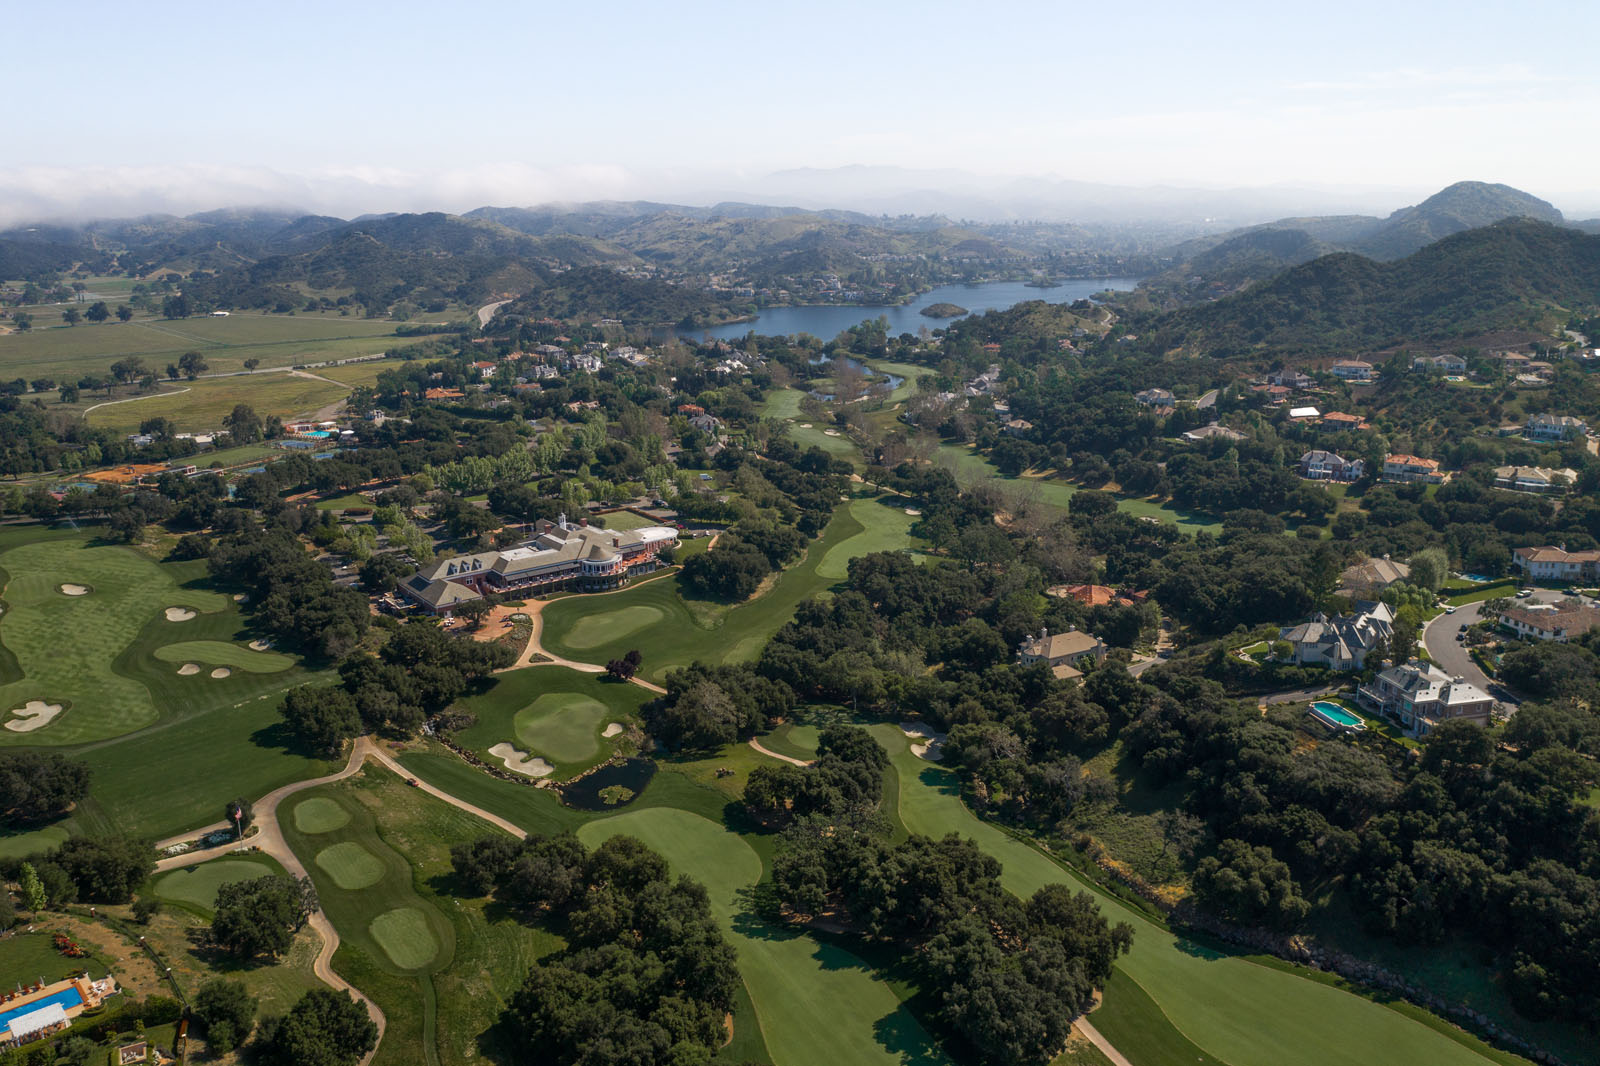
[
  {"left": 154, "top": 856, "right": 284, "bottom": 912},
  {"left": 869, "top": 724, "right": 1514, "bottom": 1066},
  {"left": 83, "top": 373, "right": 349, "bottom": 434},
  {"left": 153, "top": 640, "right": 295, "bottom": 672}
]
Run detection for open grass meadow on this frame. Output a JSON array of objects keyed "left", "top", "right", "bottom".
[
  {"left": 80, "top": 371, "right": 350, "bottom": 434},
  {"left": 541, "top": 495, "right": 919, "bottom": 682},
  {"left": 451, "top": 666, "right": 646, "bottom": 780},
  {"left": 0, "top": 312, "right": 424, "bottom": 382},
  {"left": 865, "top": 724, "right": 1530, "bottom": 1066},
  {"left": 283, "top": 764, "right": 562, "bottom": 1066}
]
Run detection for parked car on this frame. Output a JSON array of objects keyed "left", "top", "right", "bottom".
[
  {"left": 1517, "top": 588, "right": 1534, "bottom": 598},
  {"left": 1444, "top": 605, "right": 1457, "bottom": 614}
]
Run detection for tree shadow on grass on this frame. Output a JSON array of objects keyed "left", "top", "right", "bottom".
[
  {"left": 249, "top": 720, "right": 322, "bottom": 760},
  {"left": 872, "top": 1009, "right": 951, "bottom": 1066}
]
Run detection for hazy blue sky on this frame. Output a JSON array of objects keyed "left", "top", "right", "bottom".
[{"left": 5, "top": 0, "right": 1598, "bottom": 219}]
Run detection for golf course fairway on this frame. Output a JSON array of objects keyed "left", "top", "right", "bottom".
[
  {"left": 868, "top": 725, "right": 1507, "bottom": 1066},
  {"left": 578, "top": 807, "right": 950, "bottom": 1066}
]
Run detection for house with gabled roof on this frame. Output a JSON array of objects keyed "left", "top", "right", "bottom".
[{"left": 1279, "top": 601, "right": 1394, "bottom": 671}]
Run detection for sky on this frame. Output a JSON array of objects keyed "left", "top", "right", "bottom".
[{"left": 4, "top": 0, "right": 1599, "bottom": 222}]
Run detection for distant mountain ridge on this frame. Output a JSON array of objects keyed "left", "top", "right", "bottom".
[{"left": 1138, "top": 182, "right": 1568, "bottom": 304}]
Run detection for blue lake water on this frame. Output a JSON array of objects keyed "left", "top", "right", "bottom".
[{"left": 685, "top": 277, "right": 1142, "bottom": 341}]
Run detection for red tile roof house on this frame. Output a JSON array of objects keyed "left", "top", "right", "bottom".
[
  {"left": 1381, "top": 454, "right": 1443, "bottom": 484},
  {"left": 1319, "top": 411, "right": 1371, "bottom": 431},
  {"left": 1499, "top": 600, "right": 1600, "bottom": 642}
]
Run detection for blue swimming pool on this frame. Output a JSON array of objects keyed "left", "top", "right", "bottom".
[
  {"left": 1309, "top": 701, "right": 1366, "bottom": 731},
  {"left": 0, "top": 986, "right": 83, "bottom": 1035}
]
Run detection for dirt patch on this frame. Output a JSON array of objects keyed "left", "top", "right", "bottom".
[
  {"left": 602, "top": 723, "right": 624, "bottom": 738},
  {"left": 468, "top": 604, "right": 526, "bottom": 643},
  {"left": 210, "top": 667, "right": 231, "bottom": 679},
  {"left": 488, "top": 742, "right": 554, "bottom": 778},
  {"left": 904, "top": 507, "right": 922, "bottom": 515},
  {"left": 46, "top": 913, "right": 164, "bottom": 998},
  {"left": 177, "top": 663, "right": 201, "bottom": 676},
  {"left": 6, "top": 701, "right": 62, "bottom": 732},
  {"left": 59, "top": 584, "right": 90, "bottom": 596},
  {"left": 164, "top": 607, "right": 196, "bottom": 622}
]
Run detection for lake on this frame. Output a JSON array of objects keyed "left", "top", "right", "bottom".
[{"left": 686, "top": 277, "right": 1142, "bottom": 342}]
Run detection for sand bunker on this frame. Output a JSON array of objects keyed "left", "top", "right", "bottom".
[
  {"left": 900, "top": 721, "right": 946, "bottom": 762},
  {"left": 177, "top": 663, "right": 201, "bottom": 676},
  {"left": 232, "top": 593, "right": 248, "bottom": 602},
  {"left": 798, "top": 423, "right": 813, "bottom": 428},
  {"left": 823, "top": 429, "right": 840, "bottom": 436},
  {"left": 58, "top": 584, "right": 89, "bottom": 597},
  {"left": 248, "top": 639, "right": 273, "bottom": 651},
  {"left": 602, "top": 723, "right": 624, "bottom": 738},
  {"left": 489, "top": 742, "right": 554, "bottom": 778},
  {"left": 210, "top": 667, "right": 232, "bottom": 679},
  {"left": 904, "top": 507, "right": 922, "bottom": 516},
  {"left": 164, "top": 607, "right": 196, "bottom": 622},
  {"left": 6, "top": 701, "right": 63, "bottom": 732}
]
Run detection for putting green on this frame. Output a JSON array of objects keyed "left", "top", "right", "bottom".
[
  {"left": 155, "top": 858, "right": 279, "bottom": 909},
  {"left": 550, "top": 604, "right": 664, "bottom": 651},
  {"left": 0, "top": 825, "right": 70, "bottom": 860},
  {"left": 869, "top": 725, "right": 1502, "bottom": 1066},
  {"left": 369, "top": 906, "right": 441, "bottom": 970},
  {"left": 292, "top": 796, "right": 350, "bottom": 834},
  {"left": 314, "top": 842, "right": 387, "bottom": 890},
  {"left": 154, "top": 640, "right": 294, "bottom": 673},
  {"left": 580, "top": 807, "right": 949, "bottom": 1066},
  {"left": 513, "top": 693, "right": 611, "bottom": 764}
]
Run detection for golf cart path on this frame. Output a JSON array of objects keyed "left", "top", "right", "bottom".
[
  {"left": 747, "top": 737, "right": 812, "bottom": 767},
  {"left": 497, "top": 580, "right": 671, "bottom": 694},
  {"left": 151, "top": 737, "right": 532, "bottom": 1064},
  {"left": 1075, "top": 1017, "right": 1133, "bottom": 1066}
]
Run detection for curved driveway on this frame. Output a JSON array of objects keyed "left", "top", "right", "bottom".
[{"left": 1420, "top": 590, "right": 1568, "bottom": 711}]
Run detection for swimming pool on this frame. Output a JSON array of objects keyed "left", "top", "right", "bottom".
[
  {"left": 1309, "top": 701, "right": 1366, "bottom": 731},
  {"left": 0, "top": 985, "right": 83, "bottom": 1036}
]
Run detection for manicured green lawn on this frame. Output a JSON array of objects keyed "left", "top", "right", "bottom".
[
  {"left": 759, "top": 387, "right": 863, "bottom": 464},
  {"left": 816, "top": 497, "right": 920, "bottom": 580},
  {"left": 370, "top": 907, "right": 441, "bottom": 969},
  {"left": 83, "top": 373, "right": 349, "bottom": 434},
  {"left": 1447, "top": 580, "right": 1520, "bottom": 606},
  {"left": 292, "top": 796, "right": 351, "bottom": 833},
  {"left": 580, "top": 807, "right": 950, "bottom": 1066},
  {"left": 542, "top": 502, "right": 883, "bottom": 682},
  {"left": 0, "top": 824, "right": 69, "bottom": 860},
  {"left": 0, "top": 930, "right": 110, "bottom": 986},
  {"left": 453, "top": 668, "right": 647, "bottom": 779},
  {"left": 315, "top": 841, "right": 389, "bottom": 890},
  {"left": 594, "top": 510, "right": 663, "bottom": 532},
  {"left": 552, "top": 603, "right": 666, "bottom": 650},
  {"left": 934, "top": 442, "right": 1222, "bottom": 534},
  {"left": 867, "top": 724, "right": 1516, "bottom": 1066},
  {"left": 154, "top": 856, "right": 284, "bottom": 912},
  {"left": 153, "top": 640, "right": 295, "bottom": 672}
]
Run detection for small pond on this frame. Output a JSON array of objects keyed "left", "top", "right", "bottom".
[{"left": 558, "top": 758, "right": 657, "bottom": 810}]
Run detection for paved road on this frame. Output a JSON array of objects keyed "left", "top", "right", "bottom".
[
  {"left": 476, "top": 298, "right": 515, "bottom": 327},
  {"left": 1420, "top": 590, "right": 1565, "bottom": 711}
]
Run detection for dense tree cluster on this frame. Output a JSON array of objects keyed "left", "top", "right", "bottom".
[
  {"left": 742, "top": 724, "right": 887, "bottom": 826},
  {"left": 642, "top": 663, "right": 793, "bottom": 751},
  {"left": 451, "top": 833, "right": 739, "bottom": 1066},
  {"left": 0, "top": 753, "right": 89, "bottom": 826},
  {"left": 210, "top": 875, "right": 317, "bottom": 959},
  {"left": 257, "top": 988, "right": 378, "bottom": 1066},
  {"left": 209, "top": 528, "right": 370, "bottom": 659}
]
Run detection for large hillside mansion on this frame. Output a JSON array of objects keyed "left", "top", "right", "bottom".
[
  {"left": 1512, "top": 545, "right": 1600, "bottom": 583},
  {"left": 1357, "top": 661, "right": 1495, "bottom": 735},
  {"left": 1279, "top": 601, "right": 1394, "bottom": 671},
  {"left": 1018, "top": 626, "right": 1107, "bottom": 680},
  {"left": 401, "top": 515, "right": 678, "bottom": 615}
]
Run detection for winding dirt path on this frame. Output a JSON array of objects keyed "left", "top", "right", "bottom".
[{"left": 747, "top": 737, "right": 812, "bottom": 767}]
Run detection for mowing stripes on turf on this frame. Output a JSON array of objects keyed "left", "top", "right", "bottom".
[
  {"left": 369, "top": 907, "right": 440, "bottom": 970},
  {"left": 153, "top": 640, "right": 294, "bottom": 673},
  {"left": 291, "top": 797, "right": 350, "bottom": 834},
  {"left": 314, "top": 842, "right": 386, "bottom": 890},
  {"left": 513, "top": 693, "right": 610, "bottom": 764}
]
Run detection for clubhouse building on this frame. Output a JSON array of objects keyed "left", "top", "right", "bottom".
[{"left": 400, "top": 515, "right": 678, "bottom": 616}]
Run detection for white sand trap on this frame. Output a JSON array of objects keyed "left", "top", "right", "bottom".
[
  {"left": 6, "top": 701, "right": 62, "bottom": 732},
  {"left": 164, "top": 607, "right": 196, "bottom": 622},
  {"left": 900, "top": 721, "right": 946, "bottom": 762},
  {"left": 59, "top": 584, "right": 89, "bottom": 597},
  {"left": 177, "top": 663, "right": 201, "bottom": 676},
  {"left": 210, "top": 667, "right": 232, "bottom": 679},
  {"left": 602, "top": 723, "right": 624, "bottom": 738},
  {"left": 232, "top": 593, "right": 249, "bottom": 603},
  {"left": 823, "top": 429, "right": 840, "bottom": 436},
  {"left": 489, "top": 742, "right": 554, "bottom": 778},
  {"left": 248, "top": 639, "right": 273, "bottom": 651},
  {"left": 904, "top": 508, "right": 922, "bottom": 516}
]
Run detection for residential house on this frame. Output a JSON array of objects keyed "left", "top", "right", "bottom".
[
  {"left": 1526, "top": 413, "right": 1587, "bottom": 441},
  {"left": 1288, "top": 406, "right": 1321, "bottom": 421},
  {"left": 1134, "top": 387, "right": 1175, "bottom": 407},
  {"left": 1017, "top": 626, "right": 1107, "bottom": 680},
  {"left": 1181, "top": 422, "right": 1247, "bottom": 444},
  {"left": 1319, "top": 411, "right": 1371, "bottom": 431},
  {"left": 1494, "top": 466, "right": 1578, "bottom": 494},
  {"left": 1279, "top": 601, "right": 1394, "bottom": 671},
  {"left": 1045, "top": 584, "right": 1147, "bottom": 607},
  {"left": 471, "top": 360, "right": 498, "bottom": 379},
  {"left": 1339, "top": 556, "right": 1411, "bottom": 598},
  {"left": 688, "top": 413, "right": 722, "bottom": 435},
  {"left": 423, "top": 387, "right": 464, "bottom": 401},
  {"left": 1331, "top": 359, "right": 1374, "bottom": 381},
  {"left": 1499, "top": 600, "right": 1600, "bottom": 643},
  {"left": 1004, "top": 418, "right": 1034, "bottom": 436},
  {"left": 1381, "top": 454, "right": 1444, "bottom": 484},
  {"left": 1357, "top": 661, "right": 1495, "bottom": 735},
  {"left": 1268, "top": 369, "right": 1313, "bottom": 389},
  {"left": 1299, "top": 449, "right": 1363, "bottom": 481},
  {"left": 1411, "top": 353, "right": 1468, "bottom": 373},
  {"left": 1511, "top": 545, "right": 1600, "bottom": 582}
]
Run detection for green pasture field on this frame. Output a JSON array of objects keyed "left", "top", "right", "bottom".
[
  {"left": 307, "top": 358, "right": 393, "bottom": 387},
  {"left": 452, "top": 667, "right": 645, "bottom": 779},
  {"left": 580, "top": 806, "right": 950, "bottom": 1066},
  {"left": 866, "top": 724, "right": 1526, "bottom": 1066},
  {"left": 153, "top": 640, "right": 295, "bottom": 672},
  {"left": 541, "top": 497, "right": 915, "bottom": 682},
  {"left": 0, "top": 312, "right": 418, "bottom": 382},
  {"left": 81, "top": 372, "right": 349, "bottom": 434},
  {"left": 284, "top": 765, "right": 560, "bottom": 1066},
  {"left": 154, "top": 855, "right": 286, "bottom": 913},
  {"left": 934, "top": 442, "right": 1223, "bottom": 534}
]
